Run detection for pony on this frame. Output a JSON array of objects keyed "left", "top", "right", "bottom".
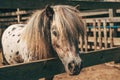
[{"left": 1, "top": 5, "right": 84, "bottom": 79}]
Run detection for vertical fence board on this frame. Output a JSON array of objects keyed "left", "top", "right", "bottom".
[
  {"left": 103, "top": 20, "right": 108, "bottom": 48},
  {"left": 109, "top": 22, "right": 113, "bottom": 47},
  {"left": 109, "top": 9, "right": 114, "bottom": 48},
  {"left": 93, "top": 20, "right": 97, "bottom": 50},
  {"left": 17, "top": 8, "right": 20, "bottom": 23},
  {"left": 79, "top": 36, "right": 83, "bottom": 52},
  {"left": 84, "top": 20, "right": 88, "bottom": 52},
  {"left": 98, "top": 20, "right": 102, "bottom": 49}
]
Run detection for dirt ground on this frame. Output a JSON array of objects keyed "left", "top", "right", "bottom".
[
  {"left": 52, "top": 64, "right": 120, "bottom": 80},
  {"left": 1, "top": 53, "right": 120, "bottom": 80}
]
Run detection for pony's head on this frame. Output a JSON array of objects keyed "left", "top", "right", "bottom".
[
  {"left": 24, "top": 5, "right": 84, "bottom": 75},
  {"left": 46, "top": 5, "right": 84, "bottom": 75}
]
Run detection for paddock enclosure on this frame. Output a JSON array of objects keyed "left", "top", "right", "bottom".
[{"left": 0, "top": 0, "right": 120, "bottom": 80}]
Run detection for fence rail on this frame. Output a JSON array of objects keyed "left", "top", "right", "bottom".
[
  {"left": 1, "top": 0, "right": 120, "bottom": 9},
  {"left": 0, "top": 47, "right": 120, "bottom": 80}
]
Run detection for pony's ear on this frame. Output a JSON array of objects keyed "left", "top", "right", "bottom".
[
  {"left": 74, "top": 5, "right": 80, "bottom": 10},
  {"left": 45, "top": 5, "right": 54, "bottom": 19}
]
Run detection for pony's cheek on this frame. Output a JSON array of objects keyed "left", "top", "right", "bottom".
[
  {"left": 51, "top": 38, "right": 60, "bottom": 48},
  {"left": 56, "top": 50, "right": 65, "bottom": 59},
  {"left": 52, "top": 43, "right": 65, "bottom": 58},
  {"left": 51, "top": 40, "right": 57, "bottom": 47}
]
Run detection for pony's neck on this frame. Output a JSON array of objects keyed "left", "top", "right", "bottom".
[{"left": 22, "top": 10, "right": 55, "bottom": 60}]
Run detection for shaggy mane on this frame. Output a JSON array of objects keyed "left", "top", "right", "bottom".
[
  {"left": 53, "top": 5, "right": 84, "bottom": 45},
  {"left": 21, "top": 5, "right": 84, "bottom": 59},
  {"left": 22, "top": 9, "right": 53, "bottom": 59}
]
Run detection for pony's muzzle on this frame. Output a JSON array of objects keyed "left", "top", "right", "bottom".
[{"left": 68, "top": 60, "right": 83, "bottom": 75}]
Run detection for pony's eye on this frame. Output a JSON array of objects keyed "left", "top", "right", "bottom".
[{"left": 52, "top": 31, "right": 57, "bottom": 36}]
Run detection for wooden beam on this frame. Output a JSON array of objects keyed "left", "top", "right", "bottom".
[
  {"left": 98, "top": 20, "right": 102, "bottom": 49},
  {"left": 0, "top": 47, "right": 120, "bottom": 80},
  {"left": 84, "top": 17, "right": 120, "bottom": 23},
  {"left": 80, "top": 10, "right": 109, "bottom": 17},
  {"left": 69, "top": 1, "right": 120, "bottom": 9},
  {"left": 0, "top": 10, "right": 33, "bottom": 17},
  {"left": 103, "top": 20, "right": 108, "bottom": 48},
  {"left": 81, "top": 47, "right": 120, "bottom": 67},
  {"left": 1, "top": 0, "right": 120, "bottom": 9},
  {"left": 88, "top": 37, "right": 120, "bottom": 46},
  {"left": 84, "top": 20, "right": 88, "bottom": 52},
  {"left": 93, "top": 20, "right": 97, "bottom": 50},
  {"left": 0, "top": 58, "right": 64, "bottom": 80},
  {"left": 0, "top": 0, "right": 67, "bottom": 9},
  {"left": 79, "top": 44, "right": 106, "bottom": 50}
]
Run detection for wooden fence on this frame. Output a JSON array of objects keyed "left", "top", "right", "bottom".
[
  {"left": 0, "top": 5, "right": 120, "bottom": 50},
  {"left": 0, "top": 8, "right": 120, "bottom": 26},
  {"left": 80, "top": 17, "right": 120, "bottom": 51},
  {"left": 0, "top": 1, "right": 120, "bottom": 80},
  {"left": 0, "top": 47, "right": 120, "bottom": 80},
  {"left": 0, "top": 8, "right": 120, "bottom": 51}
]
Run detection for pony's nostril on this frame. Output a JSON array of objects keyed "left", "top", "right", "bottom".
[
  {"left": 68, "top": 61, "right": 75, "bottom": 73},
  {"left": 68, "top": 61, "right": 82, "bottom": 75},
  {"left": 69, "top": 63, "right": 74, "bottom": 68}
]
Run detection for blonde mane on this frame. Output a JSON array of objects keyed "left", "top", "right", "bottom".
[
  {"left": 21, "top": 5, "right": 84, "bottom": 59},
  {"left": 22, "top": 9, "right": 53, "bottom": 59},
  {"left": 53, "top": 5, "right": 84, "bottom": 45}
]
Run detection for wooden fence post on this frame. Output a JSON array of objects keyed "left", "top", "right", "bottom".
[
  {"left": 84, "top": 20, "right": 88, "bottom": 52},
  {"left": 17, "top": 8, "right": 21, "bottom": 23},
  {"left": 103, "top": 19, "right": 108, "bottom": 49},
  {"left": 109, "top": 9, "right": 114, "bottom": 47},
  {"left": 98, "top": 20, "right": 102, "bottom": 49},
  {"left": 93, "top": 19, "right": 97, "bottom": 50},
  {"left": 109, "top": 21, "right": 113, "bottom": 48},
  {"left": 79, "top": 35, "right": 83, "bottom": 52}
]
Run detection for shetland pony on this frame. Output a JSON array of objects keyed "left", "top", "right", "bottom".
[{"left": 1, "top": 5, "right": 84, "bottom": 79}]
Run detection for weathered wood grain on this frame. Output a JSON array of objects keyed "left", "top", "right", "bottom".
[
  {"left": 1, "top": 0, "right": 120, "bottom": 9},
  {"left": 0, "top": 47, "right": 120, "bottom": 80}
]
